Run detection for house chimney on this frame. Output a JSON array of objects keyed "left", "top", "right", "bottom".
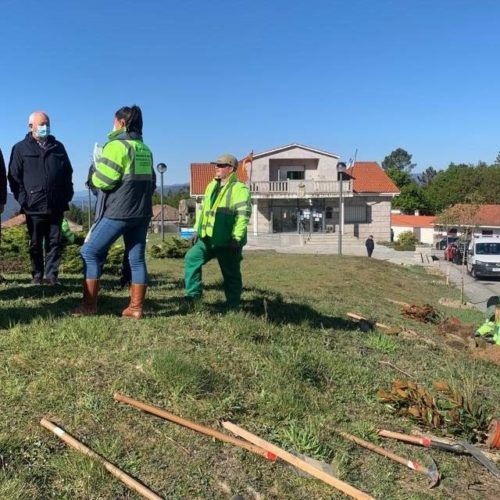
[{"left": 414, "top": 209, "right": 420, "bottom": 216}]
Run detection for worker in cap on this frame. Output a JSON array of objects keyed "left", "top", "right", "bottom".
[{"left": 184, "top": 153, "right": 252, "bottom": 309}]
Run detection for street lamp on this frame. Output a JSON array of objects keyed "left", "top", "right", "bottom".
[
  {"left": 337, "top": 162, "right": 347, "bottom": 255},
  {"left": 157, "top": 163, "right": 167, "bottom": 242}
]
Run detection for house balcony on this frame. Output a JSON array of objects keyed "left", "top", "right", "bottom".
[{"left": 249, "top": 180, "right": 353, "bottom": 199}]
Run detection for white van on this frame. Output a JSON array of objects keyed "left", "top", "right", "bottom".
[{"left": 467, "top": 237, "right": 500, "bottom": 279}]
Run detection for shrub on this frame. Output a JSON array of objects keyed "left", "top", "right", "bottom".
[
  {"left": 394, "top": 230, "right": 417, "bottom": 251},
  {"left": 149, "top": 236, "right": 191, "bottom": 259},
  {"left": 1, "top": 227, "right": 123, "bottom": 276}
]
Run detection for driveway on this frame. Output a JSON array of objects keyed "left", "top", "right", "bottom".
[{"left": 438, "top": 260, "right": 500, "bottom": 312}]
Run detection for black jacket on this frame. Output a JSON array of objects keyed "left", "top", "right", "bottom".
[
  {"left": 8, "top": 133, "right": 74, "bottom": 214},
  {"left": 365, "top": 238, "right": 375, "bottom": 251},
  {"left": 0, "top": 148, "right": 6, "bottom": 206}
]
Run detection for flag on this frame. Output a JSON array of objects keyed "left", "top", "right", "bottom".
[{"left": 239, "top": 151, "right": 253, "bottom": 181}]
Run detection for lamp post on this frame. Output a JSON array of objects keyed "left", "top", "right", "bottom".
[
  {"left": 337, "top": 162, "right": 347, "bottom": 255},
  {"left": 157, "top": 163, "right": 167, "bottom": 242}
]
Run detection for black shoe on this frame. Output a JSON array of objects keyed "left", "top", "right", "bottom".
[
  {"left": 46, "top": 276, "right": 61, "bottom": 286},
  {"left": 31, "top": 276, "right": 43, "bottom": 285}
]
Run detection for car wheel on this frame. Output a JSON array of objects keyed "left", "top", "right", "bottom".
[{"left": 471, "top": 267, "right": 478, "bottom": 279}]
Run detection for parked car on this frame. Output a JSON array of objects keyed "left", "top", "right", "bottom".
[
  {"left": 436, "top": 236, "right": 458, "bottom": 250},
  {"left": 467, "top": 237, "right": 500, "bottom": 279}
]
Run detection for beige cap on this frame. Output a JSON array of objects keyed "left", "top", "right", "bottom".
[{"left": 211, "top": 153, "right": 238, "bottom": 169}]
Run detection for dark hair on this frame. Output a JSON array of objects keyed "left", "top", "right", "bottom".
[{"left": 115, "top": 105, "right": 143, "bottom": 135}]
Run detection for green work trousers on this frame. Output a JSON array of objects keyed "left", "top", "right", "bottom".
[
  {"left": 184, "top": 238, "right": 243, "bottom": 308},
  {"left": 184, "top": 238, "right": 243, "bottom": 309}
]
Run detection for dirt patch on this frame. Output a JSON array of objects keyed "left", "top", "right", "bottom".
[
  {"left": 438, "top": 297, "right": 475, "bottom": 309},
  {"left": 472, "top": 345, "right": 500, "bottom": 365},
  {"left": 438, "top": 317, "right": 475, "bottom": 340},
  {"left": 402, "top": 304, "right": 441, "bottom": 324}
]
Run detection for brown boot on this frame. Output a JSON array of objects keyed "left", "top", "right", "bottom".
[
  {"left": 72, "top": 279, "right": 100, "bottom": 316},
  {"left": 122, "top": 284, "right": 147, "bottom": 319}
]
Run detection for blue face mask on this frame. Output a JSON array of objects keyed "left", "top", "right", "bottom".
[{"left": 36, "top": 124, "right": 50, "bottom": 138}]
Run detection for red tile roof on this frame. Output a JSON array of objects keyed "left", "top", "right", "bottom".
[
  {"left": 391, "top": 214, "right": 436, "bottom": 228},
  {"left": 190, "top": 162, "right": 249, "bottom": 195},
  {"left": 1, "top": 214, "right": 26, "bottom": 228},
  {"left": 346, "top": 162, "right": 399, "bottom": 194},
  {"left": 444, "top": 204, "right": 500, "bottom": 227}
]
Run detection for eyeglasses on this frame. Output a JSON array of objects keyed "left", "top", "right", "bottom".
[{"left": 215, "top": 164, "right": 232, "bottom": 168}]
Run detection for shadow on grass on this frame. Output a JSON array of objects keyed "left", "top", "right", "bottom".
[
  {"left": 243, "top": 287, "right": 359, "bottom": 330},
  {"left": 0, "top": 276, "right": 359, "bottom": 331}
]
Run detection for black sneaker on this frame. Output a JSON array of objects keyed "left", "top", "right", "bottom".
[
  {"left": 31, "top": 276, "right": 43, "bottom": 285},
  {"left": 46, "top": 276, "right": 61, "bottom": 286}
]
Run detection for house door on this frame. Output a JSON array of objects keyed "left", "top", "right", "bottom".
[
  {"left": 272, "top": 207, "right": 298, "bottom": 233},
  {"left": 299, "top": 208, "right": 325, "bottom": 233}
]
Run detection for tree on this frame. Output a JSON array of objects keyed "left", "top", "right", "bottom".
[
  {"left": 494, "top": 151, "right": 500, "bottom": 166},
  {"left": 425, "top": 162, "right": 500, "bottom": 213},
  {"left": 382, "top": 148, "right": 416, "bottom": 173},
  {"left": 387, "top": 168, "right": 413, "bottom": 188},
  {"left": 152, "top": 187, "right": 190, "bottom": 209},
  {"left": 392, "top": 183, "right": 432, "bottom": 214},
  {"left": 418, "top": 166, "right": 437, "bottom": 187}
]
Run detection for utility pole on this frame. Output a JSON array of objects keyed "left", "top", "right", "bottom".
[
  {"left": 337, "top": 162, "right": 347, "bottom": 255},
  {"left": 157, "top": 163, "right": 167, "bottom": 242}
]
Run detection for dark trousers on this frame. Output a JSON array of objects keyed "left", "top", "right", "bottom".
[
  {"left": 366, "top": 248, "right": 374, "bottom": 257},
  {"left": 26, "top": 213, "right": 64, "bottom": 279}
]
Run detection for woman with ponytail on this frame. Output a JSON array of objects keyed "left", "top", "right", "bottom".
[{"left": 73, "top": 105, "right": 155, "bottom": 319}]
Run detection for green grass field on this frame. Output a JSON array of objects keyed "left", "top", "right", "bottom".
[{"left": 0, "top": 251, "right": 498, "bottom": 499}]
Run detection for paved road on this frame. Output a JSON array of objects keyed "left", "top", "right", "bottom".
[{"left": 437, "top": 260, "right": 500, "bottom": 312}]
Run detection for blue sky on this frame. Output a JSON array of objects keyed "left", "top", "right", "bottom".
[{"left": 1, "top": 0, "right": 499, "bottom": 189}]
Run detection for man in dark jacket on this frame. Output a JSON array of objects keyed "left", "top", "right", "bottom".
[
  {"left": 365, "top": 235, "right": 375, "bottom": 257},
  {"left": 8, "top": 111, "right": 74, "bottom": 285}
]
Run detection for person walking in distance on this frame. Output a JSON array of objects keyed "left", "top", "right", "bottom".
[{"left": 365, "top": 235, "right": 375, "bottom": 257}]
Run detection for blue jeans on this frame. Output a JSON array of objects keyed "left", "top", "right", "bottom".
[{"left": 80, "top": 217, "right": 150, "bottom": 284}]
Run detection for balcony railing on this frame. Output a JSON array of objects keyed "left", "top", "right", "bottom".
[{"left": 249, "top": 179, "right": 352, "bottom": 197}]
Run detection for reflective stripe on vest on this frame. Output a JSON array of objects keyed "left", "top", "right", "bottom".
[{"left": 201, "top": 182, "right": 235, "bottom": 236}]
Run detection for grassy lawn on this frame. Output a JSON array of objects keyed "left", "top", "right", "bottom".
[{"left": 0, "top": 251, "right": 498, "bottom": 499}]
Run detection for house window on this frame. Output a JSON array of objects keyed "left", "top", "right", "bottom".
[
  {"left": 286, "top": 170, "right": 305, "bottom": 180},
  {"left": 279, "top": 166, "right": 305, "bottom": 181},
  {"left": 345, "top": 205, "right": 367, "bottom": 223},
  {"left": 325, "top": 206, "right": 333, "bottom": 219}
]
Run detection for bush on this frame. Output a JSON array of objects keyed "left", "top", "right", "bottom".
[
  {"left": 149, "top": 236, "right": 191, "bottom": 259},
  {"left": 1, "top": 227, "right": 124, "bottom": 276},
  {"left": 394, "top": 230, "right": 417, "bottom": 251}
]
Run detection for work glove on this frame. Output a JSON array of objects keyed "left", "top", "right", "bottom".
[{"left": 229, "top": 239, "right": 241, "bottom": 254}]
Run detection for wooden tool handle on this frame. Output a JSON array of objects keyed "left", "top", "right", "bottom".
[
  {"left": 338, "top": 431, "right": 415, "bottom": 469},
  {"left": 40, "top": 418, "right": 162, "bottom": 500},
  {"left": 378, "top": 429, "right": 428, "bottom": 447},
  {"left": 223, "top": 421, "right": 374, "bottom": 500},
  {"left": 114, "top": 393, "right": 275, "bottom": 461}
]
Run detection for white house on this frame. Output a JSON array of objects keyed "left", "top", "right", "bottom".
[
  {"left": 433, "top": 204, "right": 500, "bottom": 238},
  {"left": 391, "top": 214, "right": 437, "bottom": 245},
  {"left": 190, "top": 144, "right": 399, "bottom": 242}
]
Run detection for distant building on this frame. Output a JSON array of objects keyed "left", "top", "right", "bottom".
[
  {"left": 1, "top": 214, "right": 83, "bottom": 232},
  {"left": 179, "top": 198, "right": 196, "bottom": 226},
  {"left": 391, "top": 213, "right": 436, "bottom": 245},
  {"left": 150, "top": 204, "right": 179, "bottom": 234},
  {"left": 189, "top": 143, "right": 399, "bottom": 243},
  {"left": 434, "top": 204, "right": 500, "bottom": 238}
]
